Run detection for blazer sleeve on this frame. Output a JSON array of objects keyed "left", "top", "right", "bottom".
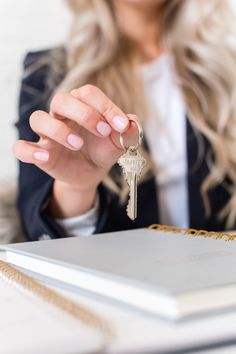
[{"left": 16, "top": 50, "right": 136, "bottom": 241}]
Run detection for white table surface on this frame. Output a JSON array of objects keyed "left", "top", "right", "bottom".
[{"left": 1, "top": 251, "right": 236, "bottom": 354}]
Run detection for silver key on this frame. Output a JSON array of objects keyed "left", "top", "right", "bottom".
[{"left": 118, "top": 146, "right": 146, "bottom": 220}]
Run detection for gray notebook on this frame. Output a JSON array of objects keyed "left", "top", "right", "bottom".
[{"left": 1, "top": 228, "right": 236, "bottom": 320}]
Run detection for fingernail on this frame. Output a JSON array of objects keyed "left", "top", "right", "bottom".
[
  {"left": 112, "top": 115, "right": 129, "bottom": 131},
  {"left": 67, "top": 134, "right": 83, "bottom": 149},
  {"left": 33, "top": 151, "right": 49, "bottom": 162},
  {"left": 96, "top": 121, "right": 111, "bottom": 136}
]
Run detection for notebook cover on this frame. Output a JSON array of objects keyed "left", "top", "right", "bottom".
[{"left": 1, "top": 228, "right": 236, "bottom": 296}]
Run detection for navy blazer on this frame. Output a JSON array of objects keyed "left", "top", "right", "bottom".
[{"left": 16, "top": 49, "right": 232, "bottom": 241}]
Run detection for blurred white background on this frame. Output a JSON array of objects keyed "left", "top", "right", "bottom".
[
  {"left": 0, "top": 0, "right": 236, "bottom": 180},
  {"left": 0, "top": 0, "right": 71, "bottom": 179}
]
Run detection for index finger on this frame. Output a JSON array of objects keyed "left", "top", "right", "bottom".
[{"left": 71, "top": 85, "right": 130, "bottom": 133}]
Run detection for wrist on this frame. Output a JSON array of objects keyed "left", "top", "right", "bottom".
[{"left": 48, "top": 180, "right": 98, "bottom": 219}]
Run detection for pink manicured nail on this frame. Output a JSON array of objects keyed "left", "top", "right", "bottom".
[
  {"left": 67, "top": 134, "right": 83, "bottom": 149},
  {"left": 33, "top": 151, "right": 49, "bottom": 162},
  {"left": 96, "top": 121, "right": 111, "bottom": 136},
  {"left": 112, "top": 115, "right": 129, "bottom": 131}
]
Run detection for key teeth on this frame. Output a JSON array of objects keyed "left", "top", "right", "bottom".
[
  {"left": 127, "top": 194, "right": 136, "bottom": 221},
  {"left": 126, "top": 196, "right": 131, "bottom": 219},
  {"left": 118, "top": 164, "right": 127, "bottom": 181},
  {"left": 127, "top": 209, "right": 135, "bottom": 221}
]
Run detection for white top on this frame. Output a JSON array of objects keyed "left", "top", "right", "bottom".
[{"left": 56, "top": 53, "right": 189, "bottom": 237}]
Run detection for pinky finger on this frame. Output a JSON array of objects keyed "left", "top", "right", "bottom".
[{"left": 13, "top": 140, "right": 49, "bottom": 164}]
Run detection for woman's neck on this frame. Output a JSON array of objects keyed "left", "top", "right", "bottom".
[{"left": 112, "top": 1, "right": 163, "bottom": 62}]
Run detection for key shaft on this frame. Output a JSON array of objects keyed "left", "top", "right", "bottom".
[{"left": 127, "top": 172, "right": 137, "bottom": 220}]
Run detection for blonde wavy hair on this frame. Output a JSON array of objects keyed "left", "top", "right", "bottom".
[{"left": 53, "top": 0, "right": 236, "bottom": 227}]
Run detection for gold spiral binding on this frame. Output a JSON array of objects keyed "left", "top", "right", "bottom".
[
  {"left": 148, "top": 224, "right": 236, "bottom": 241},
  {"left": 0, "top": 260, "right": 114, "bottom": 346}
]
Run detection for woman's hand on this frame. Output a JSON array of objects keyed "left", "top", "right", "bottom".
[{"left": 13, "top": 85, "right": 137, "bottom": 218}]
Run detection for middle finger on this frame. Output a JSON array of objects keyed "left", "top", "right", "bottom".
[{"left": 50, "top": 91, "right": 112, "bottom": 138}]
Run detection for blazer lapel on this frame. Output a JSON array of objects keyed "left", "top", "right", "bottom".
[
  {"left": 143, "top": 117, "right": 208, "bottom": 229},
  {"left": 137, "top": 135, "right": 159, "bottom": 226},
  {"left": 186, "top": 117, "right": 208, "bottom": 228}
]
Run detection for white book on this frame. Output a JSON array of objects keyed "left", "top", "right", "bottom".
[{"left": 2, "top": 228, "right": 236, "bottom": 321}]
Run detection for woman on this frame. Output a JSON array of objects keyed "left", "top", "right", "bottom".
[{"left": 13, "top": 0, "right": 236, "bottom": 241}]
